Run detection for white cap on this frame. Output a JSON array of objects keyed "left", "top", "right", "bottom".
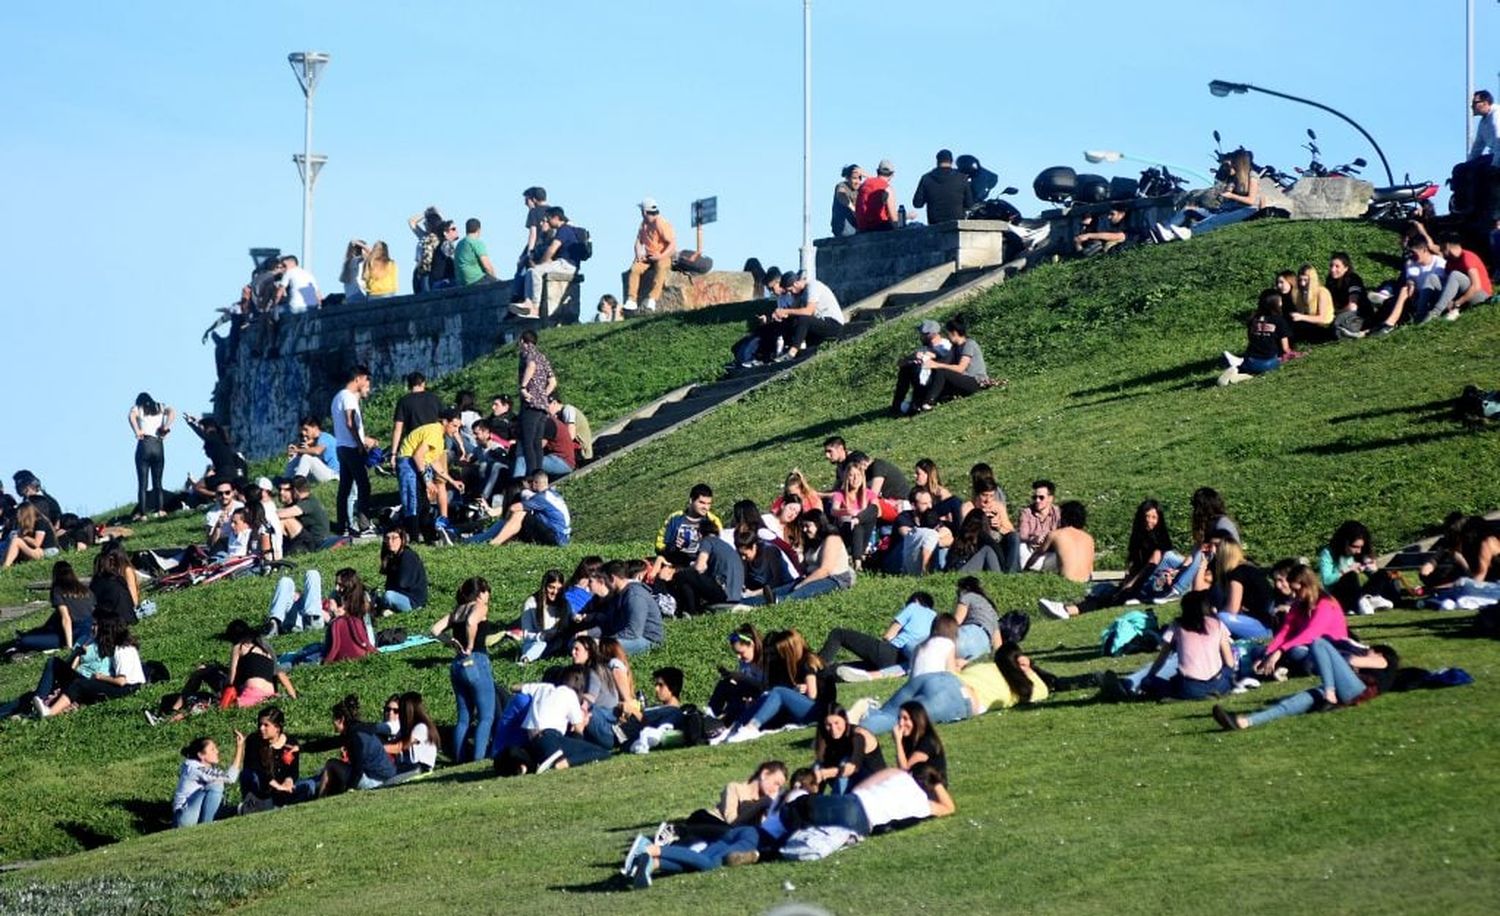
[
  {"left": 255, "top": 476, "right": 274, "bottom": 492},
  {"left": 639, "top": 197, "right": 660, "bottom": 213}
]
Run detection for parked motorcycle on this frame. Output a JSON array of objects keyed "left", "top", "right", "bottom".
[{"left": 1293, "top": 128, "right": 1366, "bottom": 178}]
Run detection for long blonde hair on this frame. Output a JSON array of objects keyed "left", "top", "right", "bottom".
[
  {"left": 368, "top": 240, "right": 392, "bottom": 268},
  {"left": 1214, "top": 539, "right": 1246, "bottom": 579}
]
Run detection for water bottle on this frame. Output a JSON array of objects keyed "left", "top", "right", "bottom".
[{"left": 898, "top": 205, "right": 908, "bottom": 227}]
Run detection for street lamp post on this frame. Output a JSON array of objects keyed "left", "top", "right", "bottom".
[
  {"left": 1207, "top": 79, "right": 1394, "bottom": 186},
  {"left": 801, "top": 0, "right": 814, "bottom": 284},
  {"left": 1082, "top": 150, "right": 1214, "bottom": 185},
  {"left": 288, "top": 51, "right": 331, "bottom": 271}
]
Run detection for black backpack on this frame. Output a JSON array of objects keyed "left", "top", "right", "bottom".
[{"left": 569, "top": 226, "right": 593, "bottom": 262}]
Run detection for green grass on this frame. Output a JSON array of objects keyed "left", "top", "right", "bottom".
[{"left": 2, "top": 220, "right": 1499, "bottom": 913}]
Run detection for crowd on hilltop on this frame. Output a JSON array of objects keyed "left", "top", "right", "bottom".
[{"left": 831, "top": 149, "right": 999, "bottom": 235}]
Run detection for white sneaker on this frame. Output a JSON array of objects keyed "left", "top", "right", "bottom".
[
  {"left": 622, "top": 833, "right": 651, "bottom": 875},
  {"left": 643, "top": 298, "right": 657, "bottom": 312},
  {"left": 1355, "top": 595, "right": 1378, "bottom": 616},
  {"left": 1235, "top": 676, "right": 1262, "bottom": 690},
  {"left": 1443, "top": 309, "right": 1460, "bottom": 322},
  {"left": 32, "top": 696, "right": 49, "bottom": 718},
  {"left": 724, "top": 723, "right": 762, "bottom": 744},
  {"left": 1366, "top": 595, "right": 1395, "bottom": 612},
  {"left": 1038, "top": 598, "right": 1069, "bottom": 620},
  {"left": 835, "top": 665, "right": 876, "bottom": 682},
  {"left": 621, "top": 299, "right": 639, "bottom": 312},
  {"left": 653, "top": 820, "right": 678, "bottom": 847},
  {"left": 536, "top": 748, "right": 566, "bottom": 773},
  {"left": 1223, "top": 350, "right": 1244, "bottom": 369},
  {"left": 846, "top": 696, "right": 873, "bottom": 725}
]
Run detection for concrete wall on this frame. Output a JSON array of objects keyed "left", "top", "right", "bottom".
[
  {"left": 213, "top": 283, "right": 516, "bottom": 459},
  {"left": 815, "top": 221, "right": 1013, "bottom": 305},
  {"left": 616, "top": 268, "right": 758, "bottom": 312}
]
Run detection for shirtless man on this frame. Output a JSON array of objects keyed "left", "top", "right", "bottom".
[{"left": 1032, "top": 502, "right": 1100, "bottom": 619}]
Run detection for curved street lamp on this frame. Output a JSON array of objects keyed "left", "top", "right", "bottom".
[{"left": 1207, "top": 79, "right": 1394, "bottom": 185}]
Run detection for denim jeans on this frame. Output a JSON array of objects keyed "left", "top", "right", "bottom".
[
  {"left": 530, "top": 728, "right": 613, "bottom": 767},
  {"left": 397, "top": 457, "right": 422, "bottom": 520},
  {"left": 1217, "top": 611, "right": 1271, "bottom": 640},
  {"left": 451, "top": 653, "right": 496, "bottom": 761},
  {"left": 382, "top": 590, "right": 415, "bottom": 613},
  {"left": 1243, "top": 356, "right": 1281, "bottom": 375},
  {"left": 135, "top": 435, "right": 165, "bottom": 515},
  {"left": 956, "top": 624, "right": 991, "bottom": 661},
  {"left": 655, "top": 826, "right": 761, "bottom": 876},
  {"left": 786, "top": 793, "right": 871, "bottom": 836},
  {"left": 616, "top": 636, "right": 654, "bottom": 656},
  {"left": 584, "top": 702, "right": 619, "bottom": 749},
  {"left": 861, "top": 673, "right": 972, "bottom": 734},
  {"left": 745, "top": 685, "right": 818, "bottom": 728},
  {"left": 777, "top": 576, "right": 845, "bottom": 603},
  {"left": 1247, "top": 638, "right": 1365, "bottom": 727},
  {"left": 267, "top": 570, "right": 324, "bottom": 632},
  {"left": 174, "top": 784, "right": 224, "bottom": 828},
  {"left": 509, "top": 452, "right": 573, "bottom": 481}
]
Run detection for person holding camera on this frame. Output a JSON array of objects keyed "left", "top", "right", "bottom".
[{"left": 889, "top": 320, "right": 951, "bottom": 416}]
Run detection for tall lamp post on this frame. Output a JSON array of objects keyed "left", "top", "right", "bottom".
[
  {"left": 801, "top": 0, "right": 815, "bottom": 284},
  {"left": 1208, "top": 79, "right": 1394, "bottom": 186},
  {"left": 288, "top": 51, "right": 331, "bottom": 271}
]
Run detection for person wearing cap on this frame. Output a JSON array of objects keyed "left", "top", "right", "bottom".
[
  {"left": 913, "top": 149, "right": 973, "bottom": 225},
  {"left": 832, "top": 164, "right": 864, "bottom": 236},
  {"left": 890, "top": 319, "right": 952, "bottom": 415},
  {"left": 623, "top": 198, "right": 676, "bottom": 313},
  {"left": 855, "top": 160, "right": 898, "bottom": 232}
]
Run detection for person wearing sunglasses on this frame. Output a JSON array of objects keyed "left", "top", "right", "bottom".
[
  {"left": 203, "top": 482, "right": 243, "bottom": 553},
  {"left": 1016, "top": 480, "right": 1059, "bottom": 571}
]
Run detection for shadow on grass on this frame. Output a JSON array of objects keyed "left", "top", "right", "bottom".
[
  {"left": 57, "top": 821, "right": 116, "bottom": 851},
  {"left": 1290, "top": 428, "right": 1472, "bottom": 456},
  {"left": 1327, "top": 398, "right": 1454, "bottom": 425},
  {"left": 1069, "top": 356, "right": 1222, "bottom": 399},
  {"left": 547, "top": 874, "right": 632, "bottom": 895},
  {"left": 635, "top": 407, "right": 895, "bottom": 480}
]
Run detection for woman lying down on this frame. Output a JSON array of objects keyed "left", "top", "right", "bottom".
[{"left": 619, "top": 761, "right": 955, "bottom": 887}]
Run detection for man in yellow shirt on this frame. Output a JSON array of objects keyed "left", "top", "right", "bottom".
[
  {"left": 397, "top": 409, "right": 464, "bottom": 541},
  {"left": 622, "top": 198, "right": 676, "bottom": 314}
]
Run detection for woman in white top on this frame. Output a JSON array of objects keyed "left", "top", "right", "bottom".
[
  {"left": 782, "top": 764, "right": 954, "bottom": 837},
  {"left": 387, "top": 691, "right": 441, "bottom": 773},
  {"left": 128, "top": 392, "right": 175, "bottom": 520},
  {"left": 34, "top": 622, "right": 146, "bottom": 717},
  {"left": 516, "top": 569, "right": 570, "bottom": 663},
  {"left": 339, "top": 240, "right": 368, "bottom": 301},
  {"left": 908, "top": 614, "right": 962, "bottom": 677}
]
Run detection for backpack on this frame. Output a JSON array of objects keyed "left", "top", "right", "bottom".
[
  {"left": 1456, "top": 385, "right": 1500, "bottom": 423},
  {"left": 679, "top": 705, "right": 726, "bottom": 747},
  {"left": 144, "top": 660, "right": 171, "bottom": 684},
  {"left": 569, "top": 226, "right": 593, "bottom": 262}
]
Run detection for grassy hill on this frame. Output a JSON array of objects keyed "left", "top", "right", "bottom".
[{"left": 2, "top": 220, "right": 1498, "bottom": 914}]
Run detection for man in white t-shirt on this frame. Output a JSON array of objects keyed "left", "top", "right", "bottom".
[
  {"left": 517, "top": 668, "right": 613, "bottom": 771},
  {"left": 276, "top": 255, "right": 322, "bottom": 314},
  {"left": 766, "top": 271, "right": 845, "bottom": 362},
  {"left": 204, "top": 482, "right": 244, "bottom": 550},
  {"left": 330, "top": 365, "right": 378, "bottom": 537}
]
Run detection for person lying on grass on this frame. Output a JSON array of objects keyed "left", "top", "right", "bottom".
[
  {"left": 817, "top": 591, "right": 936, "bottom": 682},
  {"left": 1214, "top": 638, "right": 1397, "bottom": 731},
  {"left": 852, "top": 641, "right": 1050, "bottom": 734}
]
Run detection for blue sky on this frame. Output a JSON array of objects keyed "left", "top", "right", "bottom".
[{"left": 2, "top": 0, "right": 1496, "bottom": 514}]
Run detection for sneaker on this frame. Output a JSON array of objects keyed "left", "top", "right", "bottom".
[
  {"left": 32, "top": 696, "right": 49, "bottom": 718},
  {"left": 536, "top": 748, "right": 566, "bottom": 773},
  {"left": 508, "top": 302, "right": 540, "bottom": 318},
  {"left": 846, "top": 697, "right": 873, "bottom": 726},
  {"left": 1272, "top": 667, "right": 1289, "bottom": 682},
  {"left": 724, "top": 723, "right": 763, "bottom": 744},
  {"left": 632, "top": 855, "right": 654, "bottom": 889},
  {"left": 724, "top": 849, "right": 760, "bottom": 867},
  {"left": 653, "top": 820, "right": 678, "bottom": 847},
  {"left": 1235, "top": 676, "right": 1262, "bottom": 690},
  {"left": 1438, "top": 598, "right": 1458, "bottom": 611},
  {"left": 1418, "top": 307, "right": 1443, "bottom": 325},
  {"left": 1038, "top": 598, "right": 1069, "bottom": 620},
  {"left": 1443, "top": 309, "right": 1460, "bottom": 322},
  {"left": 621, "top": 299, "right": 639, "bottom": 312},
  {"left": 835, "top": 665, "right": 876, "bottom": 683},
  {"left": 737, "top": 361, "right": 759, "bottom": 369},
  {"left": 643, "top": 298, "right": 657, "bottom": 312},
  {"left": 144, "top": 709, "right": 162, "bottom": 727},
  {"left": 1355, "top": 595, "right": 1378, "bottom": 616},
  {"left": 1222, "top": 350, "right": 1244, "bottom": 369},
  {"left": 353, "top": 524, "right": 379, "bottom": 539},
  {"left": 622, "top": 833, "right": 651, "bottom": 876}
]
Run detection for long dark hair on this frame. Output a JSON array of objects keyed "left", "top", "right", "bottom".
[
  {"left": 533, "top": 568, "right": 567, "bottom": 626},
  {"left": 993, "top": 643, "right": 1033, "bottom": 704},
  {"left": 814, "top": 706, "right": 855, "bottom": 765},
  {"left": 380, "top": 528, "right": 410, "bottom": 574},
  {"left": 135, "top": 392, "right": 161, "bottom": 415},
  {"left": 899, "top": 701, "right": 943, "bottom": 764},
  {"left": 1177, "top": 589, "right": 1212, "bottom": 636},
  {"left": 455, "top": 576, "right": 490, "bottom": 606},
  {"left": 334, "top": 568, "right": 370, "bottom": 617},
  {"left": 955, "top": 576, "right": 992, "bottom": 607},
  {"left": 51, "top": 560, "right": 88, "bottom": 598},
  {"left": 797, "top": 509, "right": 838, "bottom": 544},
  {"left": 568, "top": 556, "right": 603, "bottom": 586},
  {"left": 256, "top": 706, "right": 287, "bottom": 772},
  {"left": 1190, "top": 487, "right": 1228, "bottom": 545},
  {"left": 1127, "top": 499, "right": 1174, "bottom": 573},
  {"left": 399, "top": 691, "right": 442, "bottom": 754},
  {"left": 1329, "top": 520, "right": 1373, "bottom": 561}
]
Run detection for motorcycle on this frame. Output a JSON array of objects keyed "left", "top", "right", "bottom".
[
  {"left": 1367, "top": 177, "right": 1439, "bottom": 221},
  {"left": 968, "top": 185, "right": 1054, "bottom": 272},
  {"left": 1293, "top": 128, "right": 1366, "bottom": 178},
  {"left": 1212, "top": 130, "right": 1294, "bottom": 190}
]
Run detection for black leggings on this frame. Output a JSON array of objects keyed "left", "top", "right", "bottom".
[
  {"left": 517, "top": 407, "right": 548, "bottom": 481},
  {"left": 890, "top": 362, "right": 924, "bottom": 410},
  {"left": 135, "top": 436, "right": 165, "bottom": 514},
  {"left": 818, "top": 627, "right": 901, "bottom": 671},
  {"left": 336, "top": 446, "right": 370, "bottom": 532},
  {"left": 1328, "top": 569, "right": 1400, "bottom": 613},
  {"left": 841, "top": 505, "right": 880, "bottom": 561},
  {"left": 919, "top": 370, "right": 982, "bottom": 406}
]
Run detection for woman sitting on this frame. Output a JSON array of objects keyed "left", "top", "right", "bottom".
[
  {"left": 377, "top": 528, "right": 428, "bottom": 613},
  {"left": 581, "top": 637, "right": 642, "bottom": 750},
  {"left": 384, "top": 691, "right": 441, "bottom": 775},
  {"left": 1288, "top": 263, "right": 1335, "bottom": 343},
  {"left": 1, "top": 503, "right": 59, "bottom": 569},
  {"left": 828, "top": 461, "right": 878, "bottom": 566},
  {"left": 1195, "top": 537, "right": 1276, "bottom": 639},
  {"left": 514, "top": 569, "right": 573, "bottom": 663},
  {"left": 172, "top": 730, "right": 246, "bottom": 828},
  {"left": 707, "top": 624, "right": 769, "bottom": 722},
  {"left": 34, "top": 621, "right": 146, "bottom": 717},
  {"left": 912, "top": 458, "right": 964, "bottom": 526},
  {"left": 1253, "top": 563, "right": 1350, "bottom": 678},
  {"left": 953, "top": 577, "right": 1002, "bottom": 660},
  {"left": 812, "top": 706, "right": 885, "bottom": 794},
  {"left": 240, "top": 706, "right": 301, "bottom": 810},
  {"left": 3, "top": 560, "right": 94, "bottom": 657},
  {"left": 362, "top": 240, "right": 398, "bottom": 298},
  {"left": 720, "top": 629, "right": 831, "bottom": 743},
  {"left": 1215, "top": 638, "right": 1397, "bottom": 730},
  {"left": 226, "top": 620, "right": 297, "bottom": 706},
  {"left": 816, "top": 591, "right": 936, "bottom": 682},
  {"left": 322, "top": 569, "right": 377, "bottom": 665},
  {"left": 1220, "top": 290, "right": 1294, "bottom": 385},
  {"left": 1318, "top": 520, "right": 1398, "bottom": 615},
  {"left": 775, "top": 509, "right": 854, "bottom": 602}
]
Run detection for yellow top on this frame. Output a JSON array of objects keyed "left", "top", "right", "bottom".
[
  {"left": 363, "top": 259, "right": 399, "bottom": 296},
  {"left": 397, "top": 421, "right": 446, "bottom": 460},
  {"left": 958, "top": 662, "right": 1049, "bottom": 711}
]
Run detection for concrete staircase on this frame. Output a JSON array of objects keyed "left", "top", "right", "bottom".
[{"left": 574, "top": 263, "right": 1008, "bottom": 478}]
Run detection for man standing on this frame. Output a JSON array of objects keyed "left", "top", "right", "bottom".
[
  {"left": 455, "top": 218, "right": 502, "bottom": 286},
  {"left": 855, "top": 159, "right": 898, "bottom": 231},
  {"left": 913, "top": 149, "right": 973, "bottom": 225},
  {"left": 331, "top": 365, "right": 377, "bottom": 537},
  {"left": 276, "top": 255, "right": 322, "bottom": 314},
  {"left": 511, "top": 207, "right": 585, "bottom": 320},
  {"left": 518, "top": 186, "right": 550, "bottom": 270},
  {"left": 389, "top": 372, "right": 445, "bottom": 469},
  {"left": 396, "top": 409, "right": 464, "bottom": 541},
  {"left": 622, "top": 198, "right": 676, "bottom": 313}
]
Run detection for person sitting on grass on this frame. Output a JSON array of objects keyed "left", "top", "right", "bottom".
[
  {"left": 172, "top": 730, "right": 246, "bottom": 828},
  {"left": 912, "top": 316, "right": 990, "bottom": 412},
  {"left": 33, "top": 620, "right": 145, "bottom": 718},
  {"left": 239, "top": 706, "right": 301, "bottom": 811},
  {"left": 385, "top": 691, "right": 441, "bottom": 776},
  {"left": 1288, "top": 263, "right": 1335, "bottom": 343},
  {"left": 1220, "top": 290, "right": 1295, "bottom": 385},
  {"left": 301, "top": 695, "right": 397, "bottom": 797},
  {"left": 1190, "top": 536, "right": 1276, "bottom": 639},
  {"left": 517, "top": 665, "right": 614, "bottom": 773},
  {"left": 828, "top": 461, "right": 879, "bottom": 567},
  {"left": 376, "top": 528, "right": 428, "bottom": 614},
  {"left": 1097, "top": 591, "right": 1236, "bottom": 701},
  {"left": 322, "top": 569, "right": 377, "bottom": 665},
  {"left": 720, "top": 629, "right": 831, "bottom": 743},
  {"left": 778, "top": 509, "right": 855, "bottom": 602},
  {"left": 812, "top": 706, "right": 886, "bottom": 794},
  {"left": 1214, "top": 638, "right": 1397, "bottom": 731},
  {"left": 1253, "top": 563, "right": 1350, "bottom": 679},
  {"left": 913, "top": 458, "right": 964, "bottom": 525},
  {"left": 602, "top": 559, "right": 665, "bottom": 656},
  {"left": 276, "top": 476, "right": 331, "bottom": 556},
  {"left": 284, "top": 415, "right": 340, "bottom": 484},
  {"left": 657, "top": 518, "right": 744, "bottom": 615},
  {"left": 1, "top": 502, "right": 58, "bottom": 569},
  {"left": 2, "top": 560, "right": 94, "bottom": 657},
  {"left": 512, "top": 569, "right": 572, "bottom": 663},
  {"left": 892, "top": 701, "right": 947, "bottom": 779},
  {"left": 737, "top": 529, "right": 796, "bottom": 605},
  {"left": 1317, "top": 520, "right": 1398, "bottom": 616},
  {"left": 889, "top": 320, "right": 952, "bottom": 415},
  {"left": 225, "top": 619, "right": 298, "bottom": 707},
  {"left": 818, "top": 591, "right": 937, "bottom": 682},
  {"left": 578, "top": 637, "right": 642, "bottom": 750},
  {"left": 471, "top": 469, "right": 570, "bottom": 547},
  {"left": 652, "top": 483, "right": 723, "bottom": 574},
  {"left": 1425, "top": 233, "right": 1493, "bottom": 323},
  {"left": 891, "top": 487, "right": 951, "bottom": 574},
  {"left": 1024, "top": 499, "right": 1095, "bottom": 584},
  {"left": 626, "top": 666, "right": 690, "bottom": 754},
  {"left": 707, "top": 624, "right": 769, "bottom": 722},
  {"left": 956, "top": 468, "right": 1019, "bottom": 572},
  {"left": 951, "top": 576, "right": 1002, "bottom": 660}
]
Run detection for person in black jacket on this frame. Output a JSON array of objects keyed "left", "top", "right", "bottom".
[
  {"left": 912, "top": 149, "right": 973, "bottom": 225},
  {"left": 377, "top": 529, "right": 428, "bottom": 613}
]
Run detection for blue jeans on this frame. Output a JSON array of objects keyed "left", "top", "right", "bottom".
[
  {"left": 530, "top": 728, "right": 613, "bottom": 767},
  {"left": 510, "top": 453, "right": 573, "bottom": 481},
  {"left": 268, "top": 570, "right": 324, "bottom": 632},
  {"left": 1217, "top": 611, "right": 1271, "bottom": 640},
  {"left": 655, "top": 826, "right": 761, "bottom": 876},
  {"left": 451, "top": 653, "right": 496, "bottom": 761},
  {"left": 584, "top": 703, "right": 619, "bottom": 749},
  {"left": 776, "top": 577, "right": 845, "bottom": 602},
  {"left": 1243, "top": 356, "right": 1280, "bottom": 375},
  {"left": 1247, "top": 638, "right": 1366, "bottom": 727},
  {"left": 862, "top": 673, "right": 972, "bottom": 734},
  {"left": 397, "top": 458, "right": 422, "bottom": 519},
  {"left": 787, "top": 793, "right": 871, "bottom": 836},
  {"left": 745, "top": 686, "right": 817, "bottom": 728},
  {"left": 616, "top": 636, "right": 654, "bottom": 656},
  {"left": 382, "top": 590, "right": 415, "bottom": 613},
  {"left": 15, "top": 630, "right": 65, "bottom": 652},
  {"left": 174, "top": 784, "right": 225, "bottom": 828},
  {"left": 1122, "top": 654, "right": 1175, "bottom": 695},
  {"left": 956, "top": 623, "right": 991, "bottom": 661}
]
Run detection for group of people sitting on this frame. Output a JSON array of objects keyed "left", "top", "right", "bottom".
[
  {"left": 831, "top": 149, "right": 999, "bottom": 236},
  {"left": 1220, "top": 223, "right": 1494, "bottom": 384}
]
